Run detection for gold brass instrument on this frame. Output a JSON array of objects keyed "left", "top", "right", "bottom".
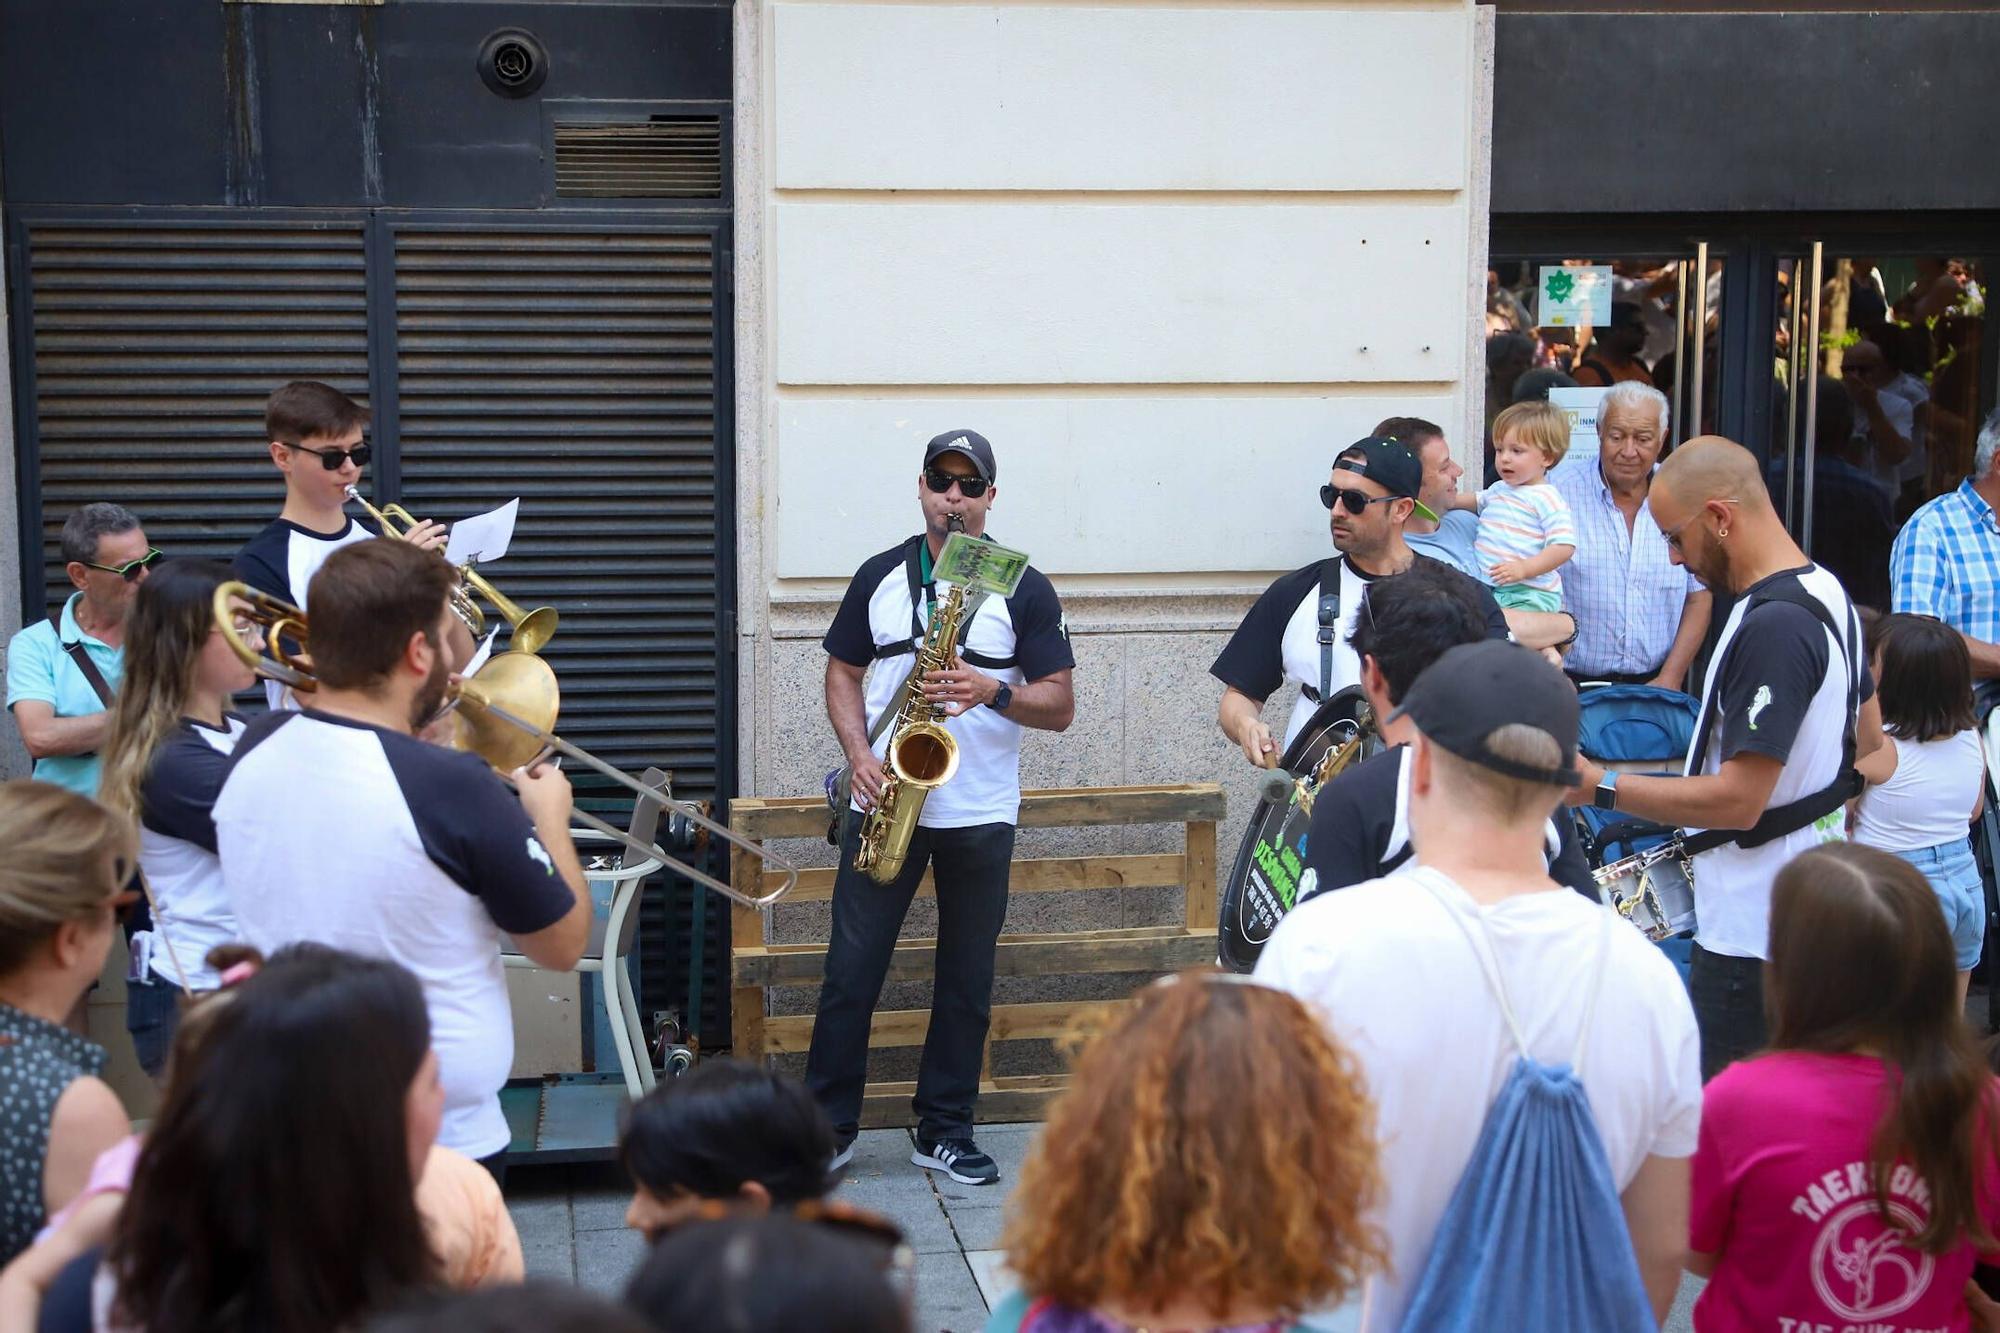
[
  {"left": 852, "top": 519, "right": 968, "bottom": 884},
  {"left": 211, "top": 582, "right": 795, "bottom": 910},
  {"left": 344, "top": 485, "right": 559, "bottom": 655},
  {"left": 1291, "top": 701, "right": 1377, "bottom": 819}
]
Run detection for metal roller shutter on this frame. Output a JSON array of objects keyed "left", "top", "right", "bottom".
[
  {"left": 19, "top": 220, "right": 370, "bottom": 612},
  {"left": 390, "top": 225, "right": 722, "bottom": 797}
]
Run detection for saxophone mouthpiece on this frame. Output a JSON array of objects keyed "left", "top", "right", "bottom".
[{"left": 947, "top": 513, "right": 966, "bottom": 533}]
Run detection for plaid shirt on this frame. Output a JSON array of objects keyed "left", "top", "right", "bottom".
[
  {"left": 1891, "top": 479, "right": 2000, "bottom": 642},
  {"left": 1551, "top": 460, "right": 1702, "bottom": 675}
]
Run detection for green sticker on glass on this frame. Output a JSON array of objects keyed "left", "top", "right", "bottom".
[{"left": 935, "top": 532, "right": 1029, "bottom": 597}]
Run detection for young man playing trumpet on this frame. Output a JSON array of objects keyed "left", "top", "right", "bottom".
[
  {"left": 233, "top": 381, "right": 455, "bottom": 707},
  {"left": 213, "top": 540, "right": 588, "bottom": 1176}
]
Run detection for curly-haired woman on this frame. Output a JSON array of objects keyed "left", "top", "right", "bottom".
[{"left": 985, "top": 972, "right": 1385, "bottom": 1333}]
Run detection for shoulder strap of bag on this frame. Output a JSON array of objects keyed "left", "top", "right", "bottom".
[
  {"left": 1683, "top": 581, "right": 1862, "bottom": 855},
  {"left": 50, "top": 611, "right": 113, "bottom": 707},
  {"left": 1419, "top": 870, "right": 1614, "bottom": 1073},
  {"left": 1316, "top": 558, "right": 1341, "bottom": 701}
]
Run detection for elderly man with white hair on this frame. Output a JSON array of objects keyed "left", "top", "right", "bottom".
[
  {"left": 1892, "top": 408, "right": 2000, "bottom": 684},
  {"left": 1551, "top": 381, "right": 1711, "bottom": 689}
]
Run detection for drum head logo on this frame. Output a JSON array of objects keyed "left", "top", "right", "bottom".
[{"left": 1808, "top": 1198, "right": 1933, "bottom": 1321}]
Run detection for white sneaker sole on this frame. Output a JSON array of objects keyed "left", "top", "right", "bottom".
[
  {"left": 911, "top": 1148, "right": 998, "bottom": 1186},
  {"left": 830, "top": 1142, "right": 855, "bottom": 1172}
]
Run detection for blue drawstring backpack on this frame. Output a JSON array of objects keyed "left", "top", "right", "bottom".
[{"left": 1394, "top": 873, "right": 1656, "bottom": 1333}]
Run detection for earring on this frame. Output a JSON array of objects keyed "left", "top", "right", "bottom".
[{"left": 1717, "top": 528, "right": 1729, "bottom": 539}]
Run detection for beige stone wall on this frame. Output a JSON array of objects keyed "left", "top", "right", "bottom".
[{"left": 731, "top": 0, "right": 1493, "bottom": 1073}]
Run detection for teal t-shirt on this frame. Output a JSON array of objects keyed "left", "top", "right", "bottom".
[{"left": 4, "top": 592, "right": 125, "bottom": 796}]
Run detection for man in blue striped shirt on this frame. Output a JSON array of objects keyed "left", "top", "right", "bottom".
[
  {"left": 1552, "top": 382, "right": 1711, "bottom": 689},
  {"left": 1891, "top": 409, "right": 2000, "bottom": 681}
]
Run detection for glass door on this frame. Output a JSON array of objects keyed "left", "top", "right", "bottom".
[{"left": 1767, "top": 244, "right": 1990, "bottom": 611}]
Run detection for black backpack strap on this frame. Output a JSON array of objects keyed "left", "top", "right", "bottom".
[
  {"left": 1683, "top": 582, "right": 1862, "bottom": 855},
  {"left": 49, "top": 611, "right": 113, "bottom": 707},
  {"left": 1316, "top": 559, "right": 1341, "bottom": 701}
]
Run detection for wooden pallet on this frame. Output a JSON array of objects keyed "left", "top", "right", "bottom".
[{"left": 728, "top": 784, "right": 1223, "bottom": 1125}]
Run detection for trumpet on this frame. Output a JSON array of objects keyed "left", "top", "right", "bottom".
[
  {"left": 344, "top": 485, "right": 559, "bottom": 655},
  {"left": 211, "top": 581, "right": 795, "bottom": 911}
]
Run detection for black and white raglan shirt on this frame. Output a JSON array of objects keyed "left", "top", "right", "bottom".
[
  {"left": 1300, "top": 744, "right": 1596, "bottom": 903},
  {"left": 232, "top": 516, "right": 376, "bottom": 709},
  {"left": 213, "top": 709, "right": 575, "bottom": 1158},
  {"left": 1211, "top": 555, "right": 1511, "bottom": 752},
  {"left": 824, "top": 535, "right": 1073, "bottom": 828},
  {"left": 133, "top": 714, "right": 251, "bottom": 991}
]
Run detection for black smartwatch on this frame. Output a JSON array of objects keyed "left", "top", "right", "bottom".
[
  {"left": 1594, "top": 770, "right": 1620, "bottom": 811},
  {"left": 989, "top": 683, "right": 1013, "bottom": 713}
]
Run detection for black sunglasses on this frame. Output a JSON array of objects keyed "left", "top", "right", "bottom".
[
  {"left": 924, "top": 468, "right": 989, "bottom": 499},
  {"left": 83, "top": 547, "right": 164, "bottom": 582},
  {"left": 284, "top": 440, "right": 373, "bottom": 471},
  {"left": 1320, "top": 484, "right": 1401, "bottom": 515}
]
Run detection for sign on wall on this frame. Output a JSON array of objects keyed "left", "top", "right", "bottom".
[
  {"left": 1537, "top": 264, "right": 1612, "bottom": 328},
  {"left": 1548, "top": 385, "right": 1611, "bottom": 479}
]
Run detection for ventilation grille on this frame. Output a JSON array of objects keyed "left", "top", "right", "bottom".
[
  {"left": 24, "top": 222, "right": 370, "bottom": 604},
  {"left": 554, "top": 118, "right": 723, "bottom": 199},
  {"left": 392, "top": 227, "right": 722, "bottom": 793}
]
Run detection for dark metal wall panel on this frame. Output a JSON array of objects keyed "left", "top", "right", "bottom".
[
  {"left": 1492, "top": 11, "right": 2000, "bottom": 215},
  {"left": 0, "top": 1, "right": 730, "bottom": 211},
  {"left": 17, "top": 219, "right": 370, "bottom": 617},
  {"left": 390, "top": 223, "right": 722, "bottom": 794}
]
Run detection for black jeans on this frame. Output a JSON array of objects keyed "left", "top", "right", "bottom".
[
  {"left": 125, "top": 974, "right": 180, "bottom": 1081},
  {"left": 805, "top": 811, "right": 1015, "bottom": 1144},
  {"left": 1688, "top": 942, "right": 1766, "bottom": 1082}
]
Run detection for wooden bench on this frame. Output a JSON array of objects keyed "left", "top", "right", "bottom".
[{"left": 728, "top": 783, "right": 1223, "bottom": 1126}]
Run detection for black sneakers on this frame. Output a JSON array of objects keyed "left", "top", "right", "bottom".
[{"left": 911, "top": 1135, "right": 999, "bottom": 1186}]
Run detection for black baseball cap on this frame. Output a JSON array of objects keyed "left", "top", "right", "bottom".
[
  {"left": 1333, "top": 436, "right": 1438, "bottom": 524},
  {"left": 924, "top": 430, "right": 997, "bottom": 484},
  {"left": 1388, "top": 640, "right": 1582, "bottom": 786}
]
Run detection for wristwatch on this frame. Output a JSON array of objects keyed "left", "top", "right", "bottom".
[
  {"left": 989, "top": 683, "right": 1013, "bottom": 713},
  {"left": 1594, "top": 770, "right": 1620, "bottom": 811}
]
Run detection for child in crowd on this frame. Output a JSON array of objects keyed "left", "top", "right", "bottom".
[
  {"left": 1853, "top": 612, "right": 1987, "bottom": 1005},
  {"left": 988, "top": 971, "right": 1384, "bottom": 1333},
  {"left": 626, "top": 1213, "right": 914, "bottom": 1333},
  {"left": 1451, "top": 400, "right": 1576, "bottom": 611},
  {"left": 369, "top": 1283, "right": 654, "bottom": 1333},
  {"left": 618, "top": 1058, "right": 837, "bottom": 1239},
  {"left": 1690, "top": 843, "right": 2000, "bottom": 1332}
]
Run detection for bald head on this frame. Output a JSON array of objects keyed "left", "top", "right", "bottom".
[{"left": 1654, "top": 436, "right": 1771, "bottom": 515}]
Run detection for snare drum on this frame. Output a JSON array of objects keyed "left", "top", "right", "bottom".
[{"left": 1593, "top": 840, "right": 1697, "bottom": 941}]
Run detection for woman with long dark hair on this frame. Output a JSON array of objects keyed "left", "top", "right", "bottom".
[
  {"left": 38, "top": 944, "right": 444, "bottom": 1333},
  {"left": 96, "top": 560, "right": 257, "bottom": 1075},
  {"left": 1689, "top": 842, "right": 2000, "bottom": 1331}
]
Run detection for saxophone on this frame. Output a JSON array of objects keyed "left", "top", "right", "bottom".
[{"left": 853, "top": 522, "right": 969, "bottom": 884}]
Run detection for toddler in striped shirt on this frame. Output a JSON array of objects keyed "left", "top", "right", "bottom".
[{"left": 1450, "top": 401, "right": 1577, "bottom": 612}]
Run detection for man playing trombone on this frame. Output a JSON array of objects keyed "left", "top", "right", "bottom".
[
  {"left": 212, "top": 539, "right": 588, "bottom": 1178},
  {"left": 233, "top": 381, "right": 461, "bottom": 707}
]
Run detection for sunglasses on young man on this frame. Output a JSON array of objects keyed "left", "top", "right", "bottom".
[
  {"left": 83, "top": 548, "right": 164, "bottom": 582},
  {"left": 1320, "top": 484, "right": 1402, "bottom": 515},
  {"left": 924, "top": 468, "right": 990, "bottom": 498},
  {"left": 284, "top": 440, "right": 373, "bottom": 471}
]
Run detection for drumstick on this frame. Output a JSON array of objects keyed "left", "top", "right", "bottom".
[{"left": 1257, "top": 770, "right": 1296, "bottom": 805}]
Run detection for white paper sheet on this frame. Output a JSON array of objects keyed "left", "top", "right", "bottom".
[{"left": 444, "top": 498, "right": 521, "bottom": 567}]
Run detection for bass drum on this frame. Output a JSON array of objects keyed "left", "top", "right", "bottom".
[{"left": 1217, "top": 687, "right": 1379, "bottom": 972}]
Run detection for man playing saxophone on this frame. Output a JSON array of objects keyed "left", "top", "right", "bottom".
[{"left": 810, "top": 430, "right": 1074, "bottom": 1186}]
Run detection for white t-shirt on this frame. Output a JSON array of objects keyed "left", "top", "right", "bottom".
[
  {"left": 1210, "top": 556, "right": 1510, "bottom": 752},
  {"left": 822, "top": 536, "right": 1073, "bottom": 828},
  {"left": 1684, "top": 565, "right": 1866, "bottom": 960},
  {"left": 214, "top": 708, "right": 575, "bottom": 1157},
  {"left": 1255, "top": 868, "right": 1702, "bottom": 1333},
  {"left": 135, "top": 714, "right": 249, "bottom": 990},
  {"left": 232, "top": 516, "right": 377, "bottom": 710},
  {"left": 1854, "top": 730, "right": 1984, "bottom": 852}
]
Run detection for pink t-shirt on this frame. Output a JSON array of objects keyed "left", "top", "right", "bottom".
[{"left": 1692, "top": 1050, "right": 2000, "bottom": 1333}]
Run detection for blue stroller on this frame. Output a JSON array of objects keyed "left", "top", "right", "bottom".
[{"left": 1573, "top": 684, "right": 1703, "bottom": 977}]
